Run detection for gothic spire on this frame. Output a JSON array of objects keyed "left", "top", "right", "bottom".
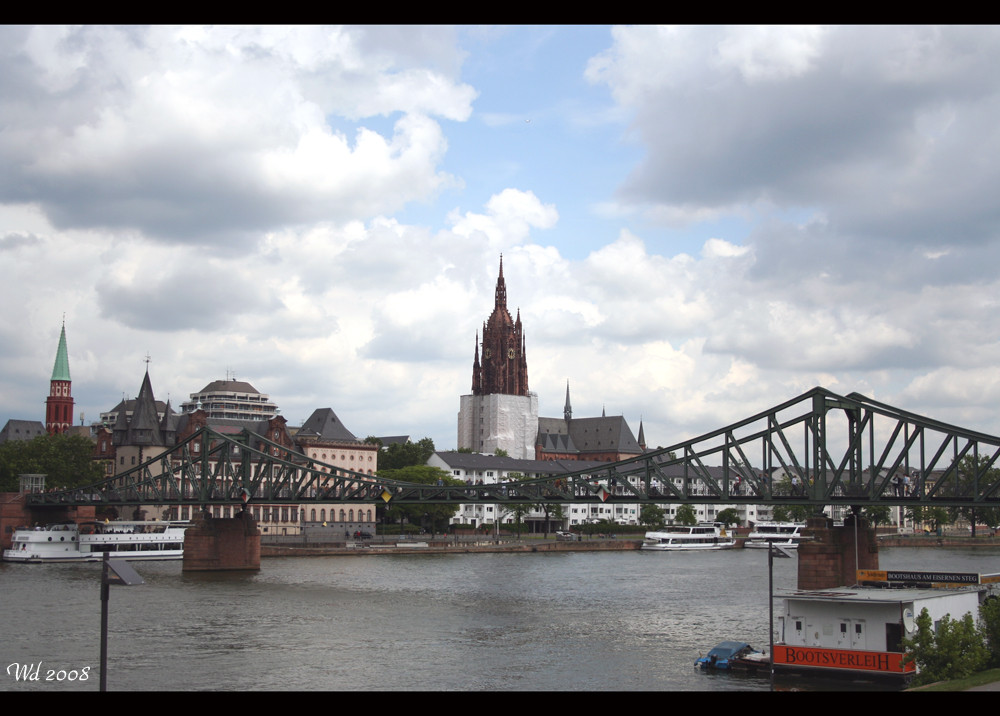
[
  {"left": 564, "top": 381, "right": 572, "bottom": 421},
  {"left": 495, "top": 254, "right": 507, "bottom": 309}
]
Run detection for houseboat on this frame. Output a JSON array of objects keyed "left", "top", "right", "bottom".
[
  {"left": 3, "top": 520, "right": 189, "bottom": 563},
  {"left": 642, "top": 522, "right": 735, "bottom": 551},
  {"left": 772, "top": 570, "right": 1000, "bottom": 681}
]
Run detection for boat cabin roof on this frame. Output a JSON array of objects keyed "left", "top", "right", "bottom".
[
  {"left": 778, "top": 586, "right": 983, "bottom": 604},
  {"left": 707, "top": 641, "right": 752, "bottom": 658}
]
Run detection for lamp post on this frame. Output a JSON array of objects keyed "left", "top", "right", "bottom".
[{"left": 99, "top": 552, "right": 144, "bottom": 692}]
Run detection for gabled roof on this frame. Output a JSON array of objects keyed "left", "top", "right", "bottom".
[
  {"left": 536, "top": 415, "right": 642, "bottom": 456},
  {"left": 296, "top": 408, "right": 358, "bottom": 442},
  {"left": 0, "top": 419, "right": 46, "bottom": 444},
  {"left": 376, "top": 435, "right": 410, "bottom": 447},
  {"left": 124, "top": 370, "right": 165, "bottom": 446}
]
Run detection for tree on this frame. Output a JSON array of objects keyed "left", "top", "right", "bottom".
[
  {"left": 862, "top": 505, "right": 892, "bottom": 529},
  {"left": 378, "top": 437, "right": 436, "bottom": 470},
  {"left": 902, "top": 607, "right": 988, "bottom": 685},
  {"left": 771, "top": 504, "right": 813, "bottom": 523},
  {"left": 376, "top": 464, "right": 461, "bottom": 534},
  {"left": 493, "top": 448, "right": 509, "bottom": 457},
  {"left": 674, "top": 504, "right": 697, "bottom": 526},
  {"left": 715, "top": 508, "right": 741, "bottom": 528},
  {"left": 640, "top": 503, "right": 667, "bottom": 529},
  {"left": 948, "top": 456, "right": 1000, "bottom": 536},
  {"left": 0, "top": 433, "right": 103, "bottom": 492},
  {"left": 981, "top": 597, "right": 1000, "bottom": 668},
  {"left": 906, "top": 505, "right": 951, "bottom": 533},
  {"left": 495, "top": 472, "right": 529, "bottom": 536},
  {"left": 534, "top": 503, "right": 564, "bottom": 537}
]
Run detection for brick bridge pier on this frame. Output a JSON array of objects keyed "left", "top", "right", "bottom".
[{"left": 797, "top": 513, "right": 878, "bottom": 590}]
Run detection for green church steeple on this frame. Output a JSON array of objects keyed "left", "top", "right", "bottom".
[{"left": 51, "top": 322, "right": 71, "bottom": 382}]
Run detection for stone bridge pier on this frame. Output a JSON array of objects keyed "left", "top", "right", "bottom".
[
  {"left": 797, "top": 513, "right": 878, "bottom": 590},
  {"left": 182, "top": 510, "right": 260, "bottom": 571}
]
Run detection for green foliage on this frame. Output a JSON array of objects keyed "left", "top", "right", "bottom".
[
  {"left": 378, "top": 437, "right": 436, "bottom": 470},
  {"left": 862, "top": 504, "right": 892, "bottom": 528},
  {"left": 640, "top": 503, "right": 667, "bottom": 529},
  {"left": 533, "top": 503, "right": 564, "bottom": 537},
  {"left": 0, "top": 433, "right": 103, "bottom": 492},
  {"left": 981, "top": 597, "right": 1000, "bottom": 668},
  {"left": 906, "top": 505, "right": 951, "bottom": 531},
  {"left": 771, "top": 504, "right": 813, "bottom": 523},
  {"left": 493, "top": 448, "right": 509, "bottom": 457},
  {"left": 580, "top": 518, "right": 619, "bottom": 536},
  {"left": 715, "top": 508, "right": 741, "bottom": 527},
  {"left": 948, "top": 456, "right": 1000, "bottom": 532},
  {"left": 674, "top": 504, "right": 697, "bottom": 526},
  {"left": 903, "top": 607, "right": 989, "bottom": 685},
  {"left": 376, "top": 463, "right": 461, "bottom": 534}
]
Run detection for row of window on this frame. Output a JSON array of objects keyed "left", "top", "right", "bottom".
[{"left": 170, "top": 505, "right": 375, "bottom": 523}]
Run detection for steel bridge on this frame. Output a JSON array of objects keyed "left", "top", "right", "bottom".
[{"left": 23, "top": 387, "right": 1000, "bottom": 513}]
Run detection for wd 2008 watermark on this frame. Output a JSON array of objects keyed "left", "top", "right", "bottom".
[{"left": 7, "top": 663, "right": 91, "bottom": 683}]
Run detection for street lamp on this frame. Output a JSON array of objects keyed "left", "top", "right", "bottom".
[{"left": 99, "top": 552, "right": 144, "bottom": 691}]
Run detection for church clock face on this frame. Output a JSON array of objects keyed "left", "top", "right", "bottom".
[{"left": 508, "top": 347, "right": 515, "bottom": 359}]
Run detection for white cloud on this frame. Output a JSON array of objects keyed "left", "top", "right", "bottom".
[
  {"left": 713, "top": 25, "right": 826, "bottom": 82},
  {"left": 7, "top": 25, "right": 1000, "bottom": 461}
]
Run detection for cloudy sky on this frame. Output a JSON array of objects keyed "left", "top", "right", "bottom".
[{"left": 4, "top": 25, "right": 1000, "bottom": 453}]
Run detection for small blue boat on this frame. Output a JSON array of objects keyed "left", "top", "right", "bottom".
[{"left": 695, "top": 641, "right": 768, "bottom": 671}]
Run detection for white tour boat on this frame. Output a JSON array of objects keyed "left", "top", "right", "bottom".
[
  {"left": 3, "top": 520, "right": 190, "bottom": 563},
  {"left": 642, "top": 522, "right": 735, "bottom": 551},
  {"left": 745, "top": 521, "right": 806, "bottom": 549}
]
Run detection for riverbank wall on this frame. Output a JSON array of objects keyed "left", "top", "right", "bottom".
[
  {"left": 877, "top": 534, "right": 1000, "bottom": 548},
  {"left": 262, "top": 538, "right": 643, "bottom": 557}
]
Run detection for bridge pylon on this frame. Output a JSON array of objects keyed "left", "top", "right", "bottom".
[
  {"left": 798, "top": 513, "right": 878, "bottom": 590},
  {"left": 182, "top": 509, "right": 260, "bottom": 571}
]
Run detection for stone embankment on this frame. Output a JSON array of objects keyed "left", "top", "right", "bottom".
[
  {"left": 877, "top": 534, "right": 1000, "bottom": 548},
  {"left": 262, "top": 538, "right": 643, "bottom": 557}
]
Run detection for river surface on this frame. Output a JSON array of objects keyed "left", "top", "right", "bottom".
[{"left": 2, "top": 546, "right": 999, "bottom": 691}]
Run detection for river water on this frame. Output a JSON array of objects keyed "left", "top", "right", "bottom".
[{"left": 2, "top": 546, "right": 999, "bottom": 691}]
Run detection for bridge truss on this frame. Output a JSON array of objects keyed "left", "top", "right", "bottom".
[{"left": 24, "top": 387, "right": 1000, "bottom": 513}]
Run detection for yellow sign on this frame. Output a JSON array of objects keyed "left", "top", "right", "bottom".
[{"left": 380, "top": 489, "right": 392, "bottom": 503}]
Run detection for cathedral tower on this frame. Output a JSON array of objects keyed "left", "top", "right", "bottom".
[
  {"left": 458, "top": 257, "right": 538, "bottom": 458},
  {"left": 45, "top": 322, "right": 74, "bottom": 435},
  {"left": 473, "top": 256, "right": 530, "bottom": 396}
]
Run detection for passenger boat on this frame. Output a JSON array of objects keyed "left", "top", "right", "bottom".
[
  {"left": 695, "top": 641, "right": 769, "bottom": 671},
  {"left": 641, "top": 522, "right": 735, "bottom": 551},
  {"left": 745, "top": 521, "right": 806, "bottom": 549},
  {"left": 3, "top": 520, "right": 190, "bottom": 563}
]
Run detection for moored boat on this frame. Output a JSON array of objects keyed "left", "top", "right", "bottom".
[
  {"left": 3, "top": 520, "right": 190, "bottom": 563},
  {"left": 695, "top": 641, "right": 769, "bottom": 671},
  {"left": 642, "top": 522, "right": 735, "bottom": 551},
  {"left": 745, "top": 521, "right": 806, "bottom": 549}
]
